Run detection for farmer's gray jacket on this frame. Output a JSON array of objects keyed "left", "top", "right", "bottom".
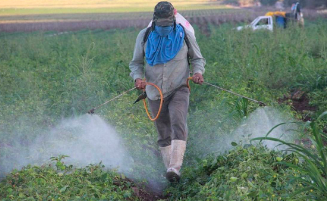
[{"left": 129, "top": 28, "right": 206, "bottom": 100}]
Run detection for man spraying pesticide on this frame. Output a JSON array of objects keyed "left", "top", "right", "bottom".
[
  {"left": 87, "top": 1, "right": 265, "bottom": 183},
  {"left": 129, "top": 1, "right": 206, "bottom": 182}
]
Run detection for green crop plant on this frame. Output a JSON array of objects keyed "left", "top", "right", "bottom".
[
  {"left": 252, "top": 111, "right": 327, "bottom": 200},
  {"left": 166, "top": 145, "right": 303, "bottom": 200},
  {"left": 0, "top": 160, "right": 139, "bottom": 200}
]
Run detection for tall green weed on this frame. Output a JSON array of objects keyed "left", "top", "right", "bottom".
[{"left": 252, "top": 112, "right": 327, "bottom": 200}]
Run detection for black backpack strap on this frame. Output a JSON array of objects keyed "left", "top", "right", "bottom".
[
  {"left": 143, "top": 27, "right": 152, "bottom": 44},
  {"left": 179, "top": 24, "right": 190, "bottom": 49},
  {"left": 179, "top": 24, "right": 191, "bottom": 65}
]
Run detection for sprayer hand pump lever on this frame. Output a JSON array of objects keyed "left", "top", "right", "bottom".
[{"left": 133, "top": 92, "right": 147, "bottom": 104}]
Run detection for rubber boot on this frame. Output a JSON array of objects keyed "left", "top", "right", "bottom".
[
  {"left": 166, "top": 140, "right": 186, "bottom": 182},
  {"left": 159, "top": 145, "right": 171, "bottom": 169}
]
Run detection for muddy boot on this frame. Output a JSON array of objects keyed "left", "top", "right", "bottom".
[
  {"left": 166, "top": 140, "right": 186, "bottom": 182},
  {"left": 159, "top": 145, "right": 171, "bottom": 169}
]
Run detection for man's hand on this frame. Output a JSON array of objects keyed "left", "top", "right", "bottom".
[
  {"left": 135, "top": 78, "right": 146, "bottom": 90},
  {"left": 192, "top": 73, "right": 204, "bottom": 85}
]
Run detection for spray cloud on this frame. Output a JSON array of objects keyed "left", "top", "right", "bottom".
[
  {"left": 188, "top": 107, "right": 298, "bottom": 160},
  {"left": 233, "top": 107, "right": 298, "bottom": 149},
  {"left": 0, "top": 114, "right": 133, "bottom": 177}
]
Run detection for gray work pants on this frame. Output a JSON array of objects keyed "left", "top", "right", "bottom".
[{"left": 148, "top": 86, "right": 189, "bottom": 147}]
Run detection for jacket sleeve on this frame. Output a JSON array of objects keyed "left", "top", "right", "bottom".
[
  {"left": 129, "top": 29, "right": 147, "bottom": 81},
  {"left": 186, "top": 30, "right": 206, "bottom": 75}
]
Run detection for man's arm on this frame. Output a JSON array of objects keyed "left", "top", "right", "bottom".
[
  {"left": 129, "top": 29, "right": 147, "bottom": 81},
  {"left": 186, "top": 30, "right": 206, "bottom": 84},
  {"left": 129, "top": 29, "right": 148, "bottom": 90}
]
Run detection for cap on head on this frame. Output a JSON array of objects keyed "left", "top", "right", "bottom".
[{"left": 153, "top": 1, "right": 175, "bottom": 26}]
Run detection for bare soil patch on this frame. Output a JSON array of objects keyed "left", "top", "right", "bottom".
[{"left": 278, "top": 89, "right": 317, "bottom": 121}]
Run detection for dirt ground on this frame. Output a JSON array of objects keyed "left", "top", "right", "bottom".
[{"left": 278, "top": 89, "right": 317, "bottom": 121}]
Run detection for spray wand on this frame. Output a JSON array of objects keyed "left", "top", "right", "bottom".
[
  {"left": 185, "top": 77, "right": 266, "bottom": 106},
  {"left": 87, "top": 87, "right": 136, "bottom": 114},
  {"left": 202, "top": 81, "right": 266, "bottom": 106}
]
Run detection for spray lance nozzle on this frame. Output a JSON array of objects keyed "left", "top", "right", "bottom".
[
  {"left": 133, "top": 92, "right": 147, "bottom": 104},
  {"left": 87, "top": 108, "right": 96, "bottom": 114},
  {"left": 258, "top": 102, "right": 266, "bottom": 107}
]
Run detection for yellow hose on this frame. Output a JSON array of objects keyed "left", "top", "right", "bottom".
[
  {"left": 143, "top": 77, "right": 193, "bottom": 121},
  {"left": 142, "top": 82, "right": 164, "bottom": 121}
]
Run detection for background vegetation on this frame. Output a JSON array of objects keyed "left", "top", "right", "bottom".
[
  {"left": 224, "top": 0, "right": 327, "bottom": 8},
  {"left": 0, "top": 0, "right": 230, "bottom": 16}
]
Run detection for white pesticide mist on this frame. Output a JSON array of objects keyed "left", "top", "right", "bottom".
[
  {"left": 0, "top": 114, "right": 168, "bottom": 193},
  {"left": 1, "top": 114, "right": 133, "bottom": 177},
  {"left": 1, "top": 106, "right": 299, "bottom": 191},
  {"left": 232, "top": 106, "right": 297, "bottom": 149},
  {"left": 190, "top": 106, "right": 299, "bottom": 159}
]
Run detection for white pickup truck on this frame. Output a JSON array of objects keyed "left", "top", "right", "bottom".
[
  {"left": 236, "top": 10, "right": 304, "bottom": 32},
  {"left": 237, "top": 16, "right": 274, "bottom": 31}
]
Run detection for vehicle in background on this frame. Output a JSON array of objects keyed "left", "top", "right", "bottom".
[
  {"left": 237, "top": 2, "right": 304, "bottom": 32},
  {"left": 236, "top": 11, "right": 304, "bottom": 31},
  {"left": 236, "top": 15, "right": 274, "bottom": 31}
]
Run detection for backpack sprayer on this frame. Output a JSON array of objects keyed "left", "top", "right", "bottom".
[{"left": 87, "top": 77, "right": 266, "bottom": 120}]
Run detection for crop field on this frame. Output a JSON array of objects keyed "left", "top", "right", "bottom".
[
  {"left": 1, "top": 8, "right": 326, "bottom": 32},
  {"left": 1, "top": 1, "right": 327, "bottom": 200},
  {"left": 1, "top": 0, "right": 326, "bottom": 33},
  {"left": 0, "top": 0, "right": 230, "bottom": 16}
]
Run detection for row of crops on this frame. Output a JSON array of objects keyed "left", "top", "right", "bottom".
[{"left": 1, "top": 8, "right": 326, "bottom": 32}]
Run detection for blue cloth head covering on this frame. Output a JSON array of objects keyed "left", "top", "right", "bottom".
[{"left": 145, "top": 24, "right": 185, "bottom": 66}]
